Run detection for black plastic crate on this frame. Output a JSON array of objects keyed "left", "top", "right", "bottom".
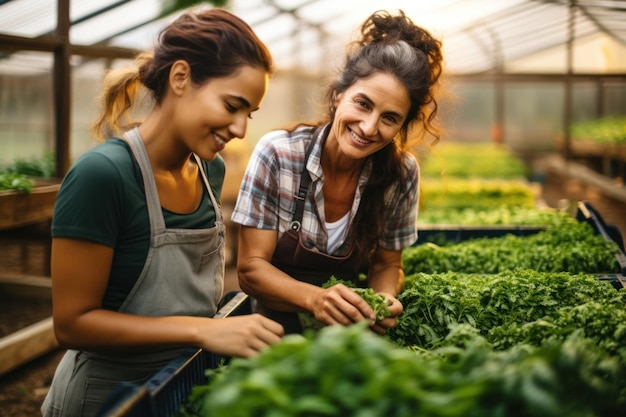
[
  {"left": 416, "top": 225, "right": 546, "bottom": 247},
  {"left": 576, "top": 201, "right": 626, "bottom": 274},
  {"left": 413, "top": 201, "right": 626, "bottom": 289},
  {"left": 97, "top": 291, "right": 252, "bottom": 417}
]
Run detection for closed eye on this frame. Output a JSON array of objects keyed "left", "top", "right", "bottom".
[{"left": 225, "top": 102, "right": 238, "bottom": 113}]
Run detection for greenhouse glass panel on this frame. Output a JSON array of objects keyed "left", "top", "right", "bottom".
[{"left": 0, "top": 51, "right": 54, "bottom": 166}]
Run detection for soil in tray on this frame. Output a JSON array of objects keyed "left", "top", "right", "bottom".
[
  {"left": 0, "top": 348, "right": 65, "bottom": 417},
  {"left": 0, "top": 290, "right": 57, "bottom": 416},
  {"left": 0, "top": 296, "right": 52, "bottom": 338}
]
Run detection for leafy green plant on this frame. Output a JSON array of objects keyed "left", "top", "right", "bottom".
[
  {"left": 2, "top": 152, "right": 55, "bottom": 177},
  {"left": 0, "top": 172, "right": 33, "bottom": 193},
  {"left": 0, "top": 153, "right": 55, "bottom": 192},
  {"left": 175, "top": 263, "right": 626, "bottom": 416},
  {"left": 418, "top": 205, "right": 565, "bottom": 226},
  {"left": 178, "top": 322, "right": 626, "bottom": 417},
  {"left": 420, "top": 178, "right": 537, "bottom": 213},
  {"left": 298, "top": 276, "right": 391, "bottom": 331},
  {"left": 415, "top": 141, "right": 546, "bottom": 225},
  {"left": 419, "top": 142, "right": 529, "bottom": 179},
  {"left": 403, "top": 218, "right": 621, "bottom": 275},
  {"left": 390, "top": 270, "right": 625, "bottom": 350},
  {"left": 572, "top": 117, "right": 626, "bottom": 144}
]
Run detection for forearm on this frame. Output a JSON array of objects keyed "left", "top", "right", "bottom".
[
  {"left": 368, "top": 264, "right": 404, "bottom": 296},
  {"left": 53, "top": 309, "right": 206, "bottom": 351},
  {"left": 238, "top": 257, "right": 322, "bottom": 313},
  {"left": 55, "top": 308, "right": 284, "bottom": 358},
  {"left": 367, "top": 248, "right": 404, "bottom": 296}
]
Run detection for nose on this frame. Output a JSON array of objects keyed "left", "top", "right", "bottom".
[
  {"left": 229, "top": 114, "right": 248, "bottom": 140},
  {"left": 360, "top": 114, "right": 379, "bottom": 137}
]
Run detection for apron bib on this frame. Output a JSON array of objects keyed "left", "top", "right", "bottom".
[
  {"left": 42, "top": 128, "right": 225, "bottom": 417},
  {"left": 257, "top": 126, "right": 362, "bottom": 334}
]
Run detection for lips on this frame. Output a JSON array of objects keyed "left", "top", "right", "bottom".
[
  {"left": 212, "top": 132, "right": 227, "bottom": 151},
  {"left": 349, "top": 128, "right": 372, "bottom": 145},
  {"left": 212, "top": 132, "right": 226, "bottom": 146}
]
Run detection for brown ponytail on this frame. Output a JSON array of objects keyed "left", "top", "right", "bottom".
[
  {"left": 90, "top": 8, "right": 273, "bottom": 142},
  {"left": 91, "top": 53, "right": 152, "bottom": 142}
]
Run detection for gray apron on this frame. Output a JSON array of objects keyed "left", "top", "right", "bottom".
[
  {"left": 258, "top": 126, "right": 363, "bottom": 334},
  {"left": 42, "top": 128, "right": 225, "bottom": 417}
]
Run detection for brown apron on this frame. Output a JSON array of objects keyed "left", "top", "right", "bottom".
[{"left": 257, "top": 126, "right": 363, "bottom": 334}]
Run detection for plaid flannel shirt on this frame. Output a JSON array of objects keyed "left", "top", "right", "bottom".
[{"left": 231, "top": 124, "right": 419, "bottom": 256}]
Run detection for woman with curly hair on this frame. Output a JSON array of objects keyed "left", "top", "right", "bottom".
[{"left": 232, "top": 9, "right": 444, "bottom": 335}]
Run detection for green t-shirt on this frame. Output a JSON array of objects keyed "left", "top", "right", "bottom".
[{"left": 52, "top": 139, "right": 225, "bottom": 310}]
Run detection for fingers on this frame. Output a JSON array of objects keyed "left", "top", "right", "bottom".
[
  {"left": 202, "top": 314, "right": 284, "bottom": 358},
  {"left": 315, "top": 285, "right": 376, "bottom": 326},
  {"left": 368, "top": 293, "right": 403, "bottom": 335},
  {"left": 378, "top": 292, "right": 403, "bottom": 318},
  {"left": 253, "top": 314, "right": 285, "bottom": 345}
]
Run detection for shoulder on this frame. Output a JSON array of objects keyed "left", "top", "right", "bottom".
[
  {"left": 53, "top": 140, "right": 139, "bottom": 244},
  {"left": 402, "top": 151, "right": 419, "bottom": 175},
  {"left": 64, "top": 139, "right": 136, "bottom": 187},
  {"left": 391, "top": 151, "right": 419, "bottom": 195}
]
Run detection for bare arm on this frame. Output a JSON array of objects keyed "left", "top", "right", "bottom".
[
  {"left": 366, "top": 246, "right": 405, "bottom": 334},
  {"left": 51, "top": 237, "right": 283, "bottom": 357},
  {"left": 237, "top": 226, "right": 376, "bottom": 326}
]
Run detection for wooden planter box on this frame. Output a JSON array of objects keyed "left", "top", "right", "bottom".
[
  {"left": 0, "top": 274, "right": 57, "bottom": 376},
  {"left": 0, "top": 178, "right": 61, "bottom": 231},
  {"left": 570, "top": 140, "right": 626, "bottom": 162},
  {"left": 556, "top": 139, "right": 626, "bottom": 180}
]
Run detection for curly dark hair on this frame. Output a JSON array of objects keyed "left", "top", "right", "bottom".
[{"left": 326, "top": 9, "right": 444, "bottom": 262}]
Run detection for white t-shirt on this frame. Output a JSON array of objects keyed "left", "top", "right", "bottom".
[{"left": 325, "top": 212, "right": 350, "bottom": 254}]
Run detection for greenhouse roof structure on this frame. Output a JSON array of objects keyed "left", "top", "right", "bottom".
[
  {"left": 1, "top": 0, "right": 625, "bottom": 177},
  {"left": 1, "top": 0, "right": 626, "bottom": 75}
]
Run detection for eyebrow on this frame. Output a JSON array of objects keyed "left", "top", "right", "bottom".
[
  {"left": 357, "top": 92, "right": 405, "bottom": 121},
  {"left": 230, "top": 95, "right": 259, "bottom": 112}
]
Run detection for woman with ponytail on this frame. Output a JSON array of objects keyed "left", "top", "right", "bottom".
[
  {"left": 42, "top": 8, "right": 283, "bottom": 417},
  {"left": 233, "top": 10, "right": 443, "bottom": 335}
]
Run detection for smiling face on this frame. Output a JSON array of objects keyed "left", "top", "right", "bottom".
[
  {"left": 175, "top": 64, "right": 269, "bottom": 161},
  {"left": 329, "top": 72, "right": 410, "bottom": 162}
]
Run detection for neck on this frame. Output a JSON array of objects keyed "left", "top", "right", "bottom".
[
  {"left": 139, "top": 109, "right": 192, "bottom": 174},
  {"left": 321, "top": 136, "right": 364, "bottom": 179}
]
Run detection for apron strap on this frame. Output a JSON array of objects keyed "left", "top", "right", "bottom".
[
  {"left": 125, "top": 127, "right": 167, "bottom": 234},
  {"left": 290, "top": 124, "right": 330, "bottom": 231},
  {"left": 193, "top": 153, "right": 224, "bottom": 228}
]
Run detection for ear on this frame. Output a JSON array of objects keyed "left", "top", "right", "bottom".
[
  {"left": 332, "top": 90, "right": 340, "bottom": 108},
  {"left": 169, "top": 60, "right": 191, "bottom": 96}
]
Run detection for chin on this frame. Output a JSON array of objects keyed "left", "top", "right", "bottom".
[{"left": 196, "top": 149, "right": 218, "bottom": 161}]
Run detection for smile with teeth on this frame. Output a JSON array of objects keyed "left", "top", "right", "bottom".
[
  {"left": 350, "top": 129, "right": 372, "bottom": 145},
  {"left": 212, "top": 133, "right": 226, "bottom": 146}
]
